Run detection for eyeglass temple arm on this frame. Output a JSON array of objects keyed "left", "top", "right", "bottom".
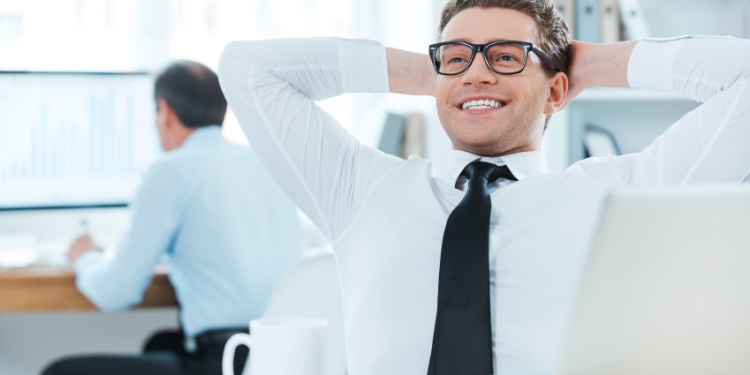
[{"left": 530, "top": 46, "right": 561, "bottom": 72}]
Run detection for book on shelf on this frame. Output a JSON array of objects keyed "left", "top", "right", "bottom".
[
  {"left": 600, "top": 0, "right": 621, "bottom": 43},
  {"left": 377, "top": 113, "right": 426, "bottom": 159},
  {"left": 378, "top": 113, "right": 406, "bottom": 158},
  {"left": 554, "top": 0, "right": 649, "bottom": 43},
  {"left": 553, "top": 0, "right": 576, "bottom": 39},
  {"left": 617, "top": 0, "right": 650, "bottom": 40},
  {"left": 576, "top": 0, "right": 600, "bottom": 42},
  {"left": 402, "top": 114, "right": 425, "bottom": 159}
]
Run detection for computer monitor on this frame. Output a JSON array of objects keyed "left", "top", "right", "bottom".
[
  {"left": 0, "top": 72, "right": 161, "bottom": 210},
  {"left": 558, "top": 187, "right": 750, "bottom": 375}
]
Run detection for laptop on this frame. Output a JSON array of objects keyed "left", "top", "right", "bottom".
[{"left": 558, "top": 186, "right": 750, "bottom": 375}]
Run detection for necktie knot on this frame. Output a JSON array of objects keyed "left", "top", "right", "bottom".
[{"left": 461, "top": 161, "right": 517, "bottom": 184}]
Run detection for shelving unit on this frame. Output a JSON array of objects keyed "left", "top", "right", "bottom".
[
  {"left": 562, "top": 87, "right": 700, "bottom": 166},
  {"left": 574, "top": 87, "right": 693, "bottom": 102}
]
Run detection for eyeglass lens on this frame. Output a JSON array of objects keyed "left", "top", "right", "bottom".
[{"left": 435, "top": 43, "right": 527, "bottom": 74}]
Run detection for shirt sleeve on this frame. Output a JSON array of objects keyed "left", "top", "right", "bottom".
[
  {"left": 74, "top": 160, "right": 186, "bottom": 312},
  {"left": 218, "top": 38, "right": 402, "bottom": 242},
  {"left": 570, "top": 35, "right": 750, "bottom": 186}
]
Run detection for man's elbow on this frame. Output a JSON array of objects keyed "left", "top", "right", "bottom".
[
  {"left": 218, "top": 41, "right": 253, "bottom": 87},
  {"left": 92, "top": 295, "right": 140, "bottom": 313},
  {"left": 76, "top": 278, "right": 142, "bottom": 313}
]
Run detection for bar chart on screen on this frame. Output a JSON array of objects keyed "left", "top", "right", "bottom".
[{"left": 0, "top": 72, "right": 160, "bottom": 209}]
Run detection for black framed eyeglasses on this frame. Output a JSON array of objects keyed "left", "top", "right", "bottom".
[{"left": 428, "top": 40, "right": 560, "bottom": 76}]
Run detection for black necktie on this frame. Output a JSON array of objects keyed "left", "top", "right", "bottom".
[{"left": 427, "top": 161, "right": 517, "bottom": 375}]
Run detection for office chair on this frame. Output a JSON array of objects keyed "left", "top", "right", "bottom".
[{"left": 253, "top": 248, "right": 347, "bottom": 375}]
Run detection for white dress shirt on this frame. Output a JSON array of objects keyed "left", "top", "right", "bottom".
[
  {"left": 75, "top": 126, "right": 301, "bottom": 337},
  {"left": 218, "top": 35, "right": 750, "bottom": 374}
]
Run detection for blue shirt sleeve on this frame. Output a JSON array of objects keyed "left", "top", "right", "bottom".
[{"left": 74, "top": 159, "right": 186, "bottom": 312}]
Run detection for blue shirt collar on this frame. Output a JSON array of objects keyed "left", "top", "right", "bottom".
[{"left": 181, "top": 125, "right": 223, "bottom": 149}]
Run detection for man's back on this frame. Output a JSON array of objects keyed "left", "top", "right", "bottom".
[
  {"left": 162, "top": 125, "right": 301, "bottom": 334},
  {"left": 76, "top": 125, "right": 301, "bottom": 336}
]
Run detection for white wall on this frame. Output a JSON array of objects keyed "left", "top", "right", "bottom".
[{"left": 641, "top": 0, "right": 750, "bottom": 39}]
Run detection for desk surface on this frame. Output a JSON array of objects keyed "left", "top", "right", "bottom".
[{"left": 0, "top": 267, "right": 178, "bottom": 313}]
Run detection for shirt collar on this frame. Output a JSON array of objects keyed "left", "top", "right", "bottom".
[
  {"left": 181, "top": 125, "right": 223, "bottom": 149},
  {"left": 443, "top": 149, "right": 549, "bottom": 185}
]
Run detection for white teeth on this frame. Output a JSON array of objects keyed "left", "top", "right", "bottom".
[{"left": 461, "top": 99, "right": 504, "bottom": 110}]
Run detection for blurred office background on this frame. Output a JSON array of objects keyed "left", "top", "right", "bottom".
[
  {"left": 1, "top": 0, "right": 750, "bottom": 185},
  {"left": 1, "top": 0, "right": 749, "bottom": 374}
]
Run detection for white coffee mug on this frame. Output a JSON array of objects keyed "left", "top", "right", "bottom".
[{"left": 222, "top": 317, "right": 329, "bottom": 375}]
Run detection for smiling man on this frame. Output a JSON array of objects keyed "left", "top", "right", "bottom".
[
  {"left": 430, "top": 6, "right": 567, "bottom": 157},
  {"left": 218, "top": 0, "right": 750, "bottom": 374}
]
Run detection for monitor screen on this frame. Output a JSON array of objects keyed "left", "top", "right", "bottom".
[{"left": 0, "top": 72, "right": 161, "bottom": 210}]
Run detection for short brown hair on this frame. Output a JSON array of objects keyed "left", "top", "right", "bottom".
[{"left": 438, "top": 0, "right": 571, "bottom": 77}]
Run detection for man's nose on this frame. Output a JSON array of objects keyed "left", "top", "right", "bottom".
[{"left": 461, "top": 52, "right": 498, "bottom": 86}]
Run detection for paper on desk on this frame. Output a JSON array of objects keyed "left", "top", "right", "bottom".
[{"left": 0, "top": 233, "right": 39, "bottom": 268}]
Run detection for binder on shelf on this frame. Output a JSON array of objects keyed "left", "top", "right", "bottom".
[
  {"left": 377, "top": 113, "right": 406, "bottom": 157},
  {"left": 617, "top": 0, "right": 650, "bottom": 40},
  {"left": 600, "top": 0, "right": 621, "bottom": 43},
  {"left": 402, "top": 113, "right": 425, "bottom": 158},
  {"left": 377, "top": 113, "right": 426, "bottom": 159},
  {"left": 553, "top": 0, "right": 576, "bottom": 39},
  {"left": 576, "top": 0, "right": 600, "bottom": 42}
]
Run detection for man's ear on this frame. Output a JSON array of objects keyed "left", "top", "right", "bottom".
[
  {"left": 157, "top": 98, "right": 177, "bottom": 129},
  {"left": 543, "top": 72, "right": 568, "bottom": 116}
]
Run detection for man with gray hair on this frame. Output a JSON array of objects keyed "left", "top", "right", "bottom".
[{"left": 42, "top": 61, "right": 301, "bottom": 375}]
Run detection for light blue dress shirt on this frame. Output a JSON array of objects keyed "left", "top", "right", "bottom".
[{"left": 74, "top": 125, "right": 301, "bottom": 336}]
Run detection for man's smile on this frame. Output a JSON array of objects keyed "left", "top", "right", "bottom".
[{"left": 455, "top": 95, "right": 510, "bottom": 114}]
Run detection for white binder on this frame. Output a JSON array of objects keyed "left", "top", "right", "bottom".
[
  {"left": 600, "top": 0, "right": 621, "bottom": 43},
  {"left": 617, "top": 0, "right": 650, "bottom": 40}
]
